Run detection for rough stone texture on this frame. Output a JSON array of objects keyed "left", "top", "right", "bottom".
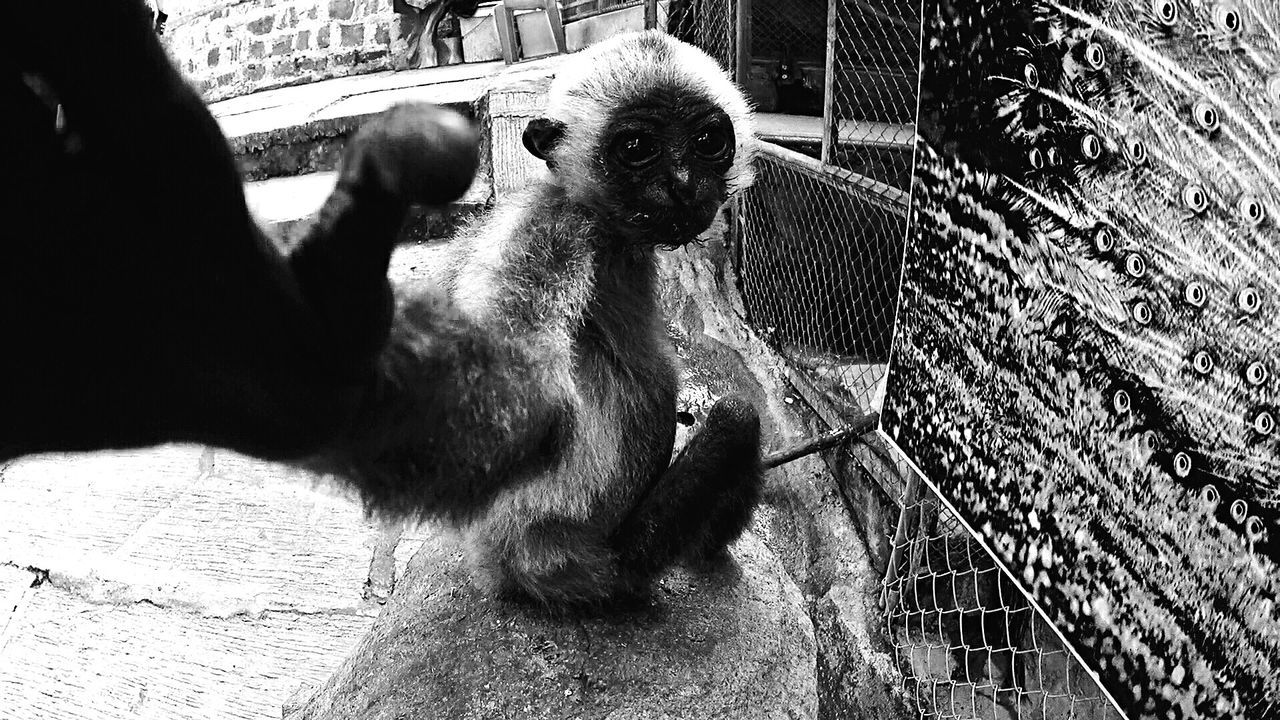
[
  {"left": 284, "top": 531, "right": 817, "bottom": 720},
  {"left": 830, "top": 438, "right": 908, "bottom": 576},
  {"left": 815, "top": 584, "right": 914, "bottom": 719},
  {"left": 209, "top": 56, "right": 564, "bottom": 182},
  {"left": 163, "top": 0, "right": 400, "bottom": 102},
  {"left": 480, "top": 75, "right": 556, "bottom": 199},
  {"left": 0, "top": 446, "right": 389, "bottom": 719},
  {"left": 657, "top": 242, "right": 914, "bottom": 720}
]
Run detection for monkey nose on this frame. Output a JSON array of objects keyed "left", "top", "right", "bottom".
[{"left": 669, "top": 171, "right": 697, "bottom": 205}]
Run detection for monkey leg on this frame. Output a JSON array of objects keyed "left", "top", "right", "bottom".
[
  {"left": 611, "top": 395, "right": 764, "bottom": 591},
  {"left": 467, "top": 517, "right": 618, "bottom": 609}
]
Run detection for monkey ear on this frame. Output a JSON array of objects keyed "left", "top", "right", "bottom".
[{"left": 523, "top": 118, "right": 567, "bottom": 163}]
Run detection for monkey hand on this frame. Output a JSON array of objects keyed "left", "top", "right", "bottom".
[{"left": 338, "top": 102, "right": 480, "bottom": 206}]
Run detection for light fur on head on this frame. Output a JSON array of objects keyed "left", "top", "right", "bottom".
[{"left": 540, "top": 30, "right": 757, "bottom": 203}]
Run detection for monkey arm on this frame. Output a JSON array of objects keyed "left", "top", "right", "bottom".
[
  {"left": 289, "top": 102, "right": 480, "bottom": 376},
  {"left": 300, "top": 290, "right": 575, "bottom": 524},
  {"left": 298, "top": 193, "right": 593, "bottom": 522}
]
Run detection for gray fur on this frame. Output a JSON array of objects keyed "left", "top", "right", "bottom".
[{"left": 417, "top": 32, "right": 764, "bottom": 606}]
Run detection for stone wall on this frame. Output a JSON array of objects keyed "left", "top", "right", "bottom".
[{"left": 163, "top": 0, "right": 407, "bottom": 102}]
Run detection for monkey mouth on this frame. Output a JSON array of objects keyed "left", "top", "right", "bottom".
[{"left": 625, "top": 209, "right": 716, "bottom": 248}]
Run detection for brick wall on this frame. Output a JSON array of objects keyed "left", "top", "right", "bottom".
[{"left": 163, "top": 0, "right": 417, "bottom": 102}]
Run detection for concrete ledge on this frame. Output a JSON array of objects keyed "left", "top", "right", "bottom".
[
  {"left": 214, "top": 56, "right": 566, "bottom": 181},
  {"left": 246, "top": 166, "right": 493, "bottom": 249}
]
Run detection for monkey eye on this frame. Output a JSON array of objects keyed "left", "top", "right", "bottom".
[
  {"left": 612, "top": 131, "right": 661, "bottom": 169},
  {"left": 693, "top": 127, "right": 732, "bottom": 161}
]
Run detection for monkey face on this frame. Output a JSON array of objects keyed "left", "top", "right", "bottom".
[
  {"left": 599, "top": 102, "right": 736, "bottom": 246},
  {"left": 524, "top": 87, "right": 738, "bottom": 247}
]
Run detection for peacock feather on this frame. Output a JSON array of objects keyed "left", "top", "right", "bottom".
[{"left": 885, "top": 0, "right": 1280, "bottom": 717}]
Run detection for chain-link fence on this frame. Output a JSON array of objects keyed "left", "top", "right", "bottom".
[
  {"left": 826, "top": 0, "right": 917, "bottom": 186},
  {"left": 737, "top": 145, "right": 907, "bottom": 413},
  {"left": 659, "top": 0, "right": 737, "bottom": 72},
  {"left": 882, "top": 448, "right": 1126, "bottom": 720},
  {"left": 647, "top": 0, "right": 918, "bottom": 417},
  {"left": 646, "top": 3, "right": 1124, "bottom": 718}
]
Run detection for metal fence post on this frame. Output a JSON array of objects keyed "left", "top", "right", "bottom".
[
  {"left": 734, "top": 0, "right": 751, "bottom": 86},
  {"left": 821, "top": 0, "right": 838, "bottom": 165}
]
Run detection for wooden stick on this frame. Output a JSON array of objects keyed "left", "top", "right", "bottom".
[{"left": 763, "top": 411, "right": 880, "bottom": 469}]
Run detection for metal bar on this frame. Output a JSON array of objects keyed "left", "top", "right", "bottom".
[
  {"left": 756, "top": 141, "right": 910, "bottom": 215},
  {"left": 644, "top": 0, "right": 657, "bottom": 29},
  {"left": 755, "top": 113, "right": 915, "bottom": 149},
  {"left": 820, "top": 0, "right": 838, "bottom": 165},
  {"left": 734, "top": 0, "right": 752, "bottom": 86}
]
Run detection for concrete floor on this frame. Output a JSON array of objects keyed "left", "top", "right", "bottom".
[{"left": 0, "top": 445, "right": 439, "bottom": 719}]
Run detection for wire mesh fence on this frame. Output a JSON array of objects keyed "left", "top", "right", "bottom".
[
  {"left": 648, "top": 2, "right": 1123, "bottom": 718},
  {"left": 882, "top": 450, "right": 1126, "bottom": 720},
  {"left": 826, "top": 0, "right": 918, "bottom": 186},
  {"left": 747, "top": 0, "right": 829, "bottom": 73},
  {"left": 736, "top": 145, "right": 908, "bottom": 414},
  {"left": 660, "top": 0, "right": 737, "bottom": 72}
]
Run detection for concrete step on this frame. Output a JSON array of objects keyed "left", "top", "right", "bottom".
[
  {"left": 244, "top": 164, "right": 492, "bottom": 246},
  {"left": 215, "top": 55, "right": 565, "bottom": 182}
]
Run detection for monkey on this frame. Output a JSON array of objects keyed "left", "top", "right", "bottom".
[
  {"left": 3, "top": 3, "right": 762, "bottom": 583},
  {"left": 0, "top": 0, "right": 568, "bottom": 520},
  {"left": 338, "top": 30, "right": 767, "bottom": 607}
]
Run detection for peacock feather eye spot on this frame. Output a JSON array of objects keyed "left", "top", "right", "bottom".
[
  {"left": 1230, "top": 498, "right": 1249, "bottom": 523},
  {"left": 1124, "top": 136, "right": 1147, "bottom": 165},
  {"left": 1153, "top": 0, "right": 1178, "bottom": 26},
  {"left": 1112, "top": 389, "right": 1131, "bottom": 414},
  {"left": 1045, "top": 146, "right": 1062, "bottom": 166},
  {"left": 1083, "top": 42, "right": 1106, "bottom": 71},
  {"left": 1237, "top": 194, "right": 1265, "bottom": 225},
  {"left": 1093, "top": 224, "right": 1116, "bottom": 253},
  {"left": 1245, "top": 516, "right": 1266, "bottom": 542},
  {"left": 1124, "top": 252, "right": 1147, "bottom": 278},
  {"left": 1131, "top": 300, "right": 1153, "bottom": 325},
  {"left": 1172, "top": 451, "right": 1192, "bottom": 477},
  {"left": 1235, "top": 286, "right": 1260, "bottom": 314},
  {"left": 1192, "top": 101, "right": 1220, "bottom": 133},
  {"left": 1267, "top": 75, "right": 1280, "bottom": 104},
  {"left": 1080, "top": 133, "right": 1103, "bottom": 161},
  {"left": 1251, "top": 409, "right": 1275, "bottom": 436},
  {"left": 1181, "top": 183, "right": 1209, "bottom": 213},
  {"left": 1199, "top": 483, "right": 1220, "bottom": 508},
  {"left": 1143, "top": 430, "right": 1159, "bottom": 452},
  {"left": 1023, "top": 63, "right": 1040, "bottom": 88},
  {"left": 1212, "top": 5, "right": 1242, "bottom": 34},
  {"left": 1192, "top": 349, "right": 1215, "bottom": 375},
  {"left": 1028, "top": 147, "right": 1045, "bottom": 170},
  {"left": 1183, "top": 281, "right": 1207, "bottom": 307},
  {"left": 1244, "top": 361, "right": 1269, "bottom": 386}
]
